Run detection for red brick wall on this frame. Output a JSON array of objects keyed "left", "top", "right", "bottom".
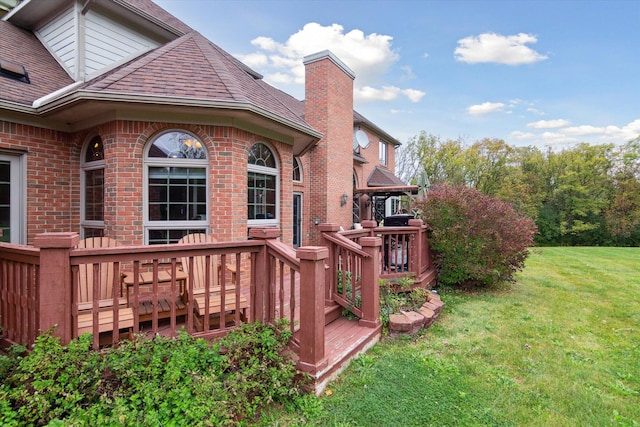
[
  {"left": 0, "top": 120, "right": 75, "bottom": 243},
  {"left": 0, "top": 119, "right": 294, "bottom": 246},
  {"left": 303, "top": 54, "right": 354, "bottom": 244}
]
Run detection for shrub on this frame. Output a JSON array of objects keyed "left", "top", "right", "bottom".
[
  {"left": 415, "top": 183, "right": 537, "bottom": 287},
  {"left": 0, "top": 322, "right": 310, "bottom": 426}
]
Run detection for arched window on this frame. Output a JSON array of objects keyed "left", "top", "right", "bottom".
[
  {"left": 144, "top": 131, "right": 208, "bottom": 244},
  {"left": 293, "top": 156, "right": 302, "bottom": 182},
  {"left": 81, "top": 136, "right": 105, "bottom": 238},
  {"left": 248, "top": 142, "right": 279, "bottom": 226}
]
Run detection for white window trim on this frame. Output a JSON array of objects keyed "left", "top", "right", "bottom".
[
  {"left": 143, "top": 131, "right": 210, "bottom": 244},
  {"left": 248, "top": 142, "right": 280, "bottom": 228},
  {"left": 379, "top": 140, "right": 388, "bottom": 166},
  {"left": 80, "top": 138, "right": 105, "bottom": 238},
  {"left": 293, "top": 156, "right": 303, "bottom": 183},
  {"left": 0, "top": 151, "right": 26, "bottom": 244}
]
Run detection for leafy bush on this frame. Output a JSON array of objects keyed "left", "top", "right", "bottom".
[
  {"left": 415, "top": 183, "right": 537, "bottom": 287},
  {"left": 0, "top": 321, "right": 309, "bottom": 426}
]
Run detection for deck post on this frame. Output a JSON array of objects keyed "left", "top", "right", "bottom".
[
  {"left": 361, "top": 219, "right": 377, "bottom": 233},
  {"left": 33, "top": 232, "right": 79, "bottom": 345},
  {"left": 249, "top": 227, "right": 281, "bottom": 322},
  {"left": 296, "top": 246, "right": 329, "bottom": 374},
  {"left": 358, "top": 236, "right": 382, "bottom": 328},
  {"left": 408, "top": 219, "right": 423, "bottom": 272},
  {"left": 318, "top": 223, "right": 340, "bottom": 304}
]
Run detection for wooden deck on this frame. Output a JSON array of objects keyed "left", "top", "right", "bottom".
[{"left": 314, "top": 316, "right": 381, "bottom": 393}]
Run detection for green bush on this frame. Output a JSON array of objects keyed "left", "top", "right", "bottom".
[
  {"left": 415, "top": 183, "right": 537, "bottom": 287},
  {"left": 0, "top": 321, "right": 309, "bottom": 426}
]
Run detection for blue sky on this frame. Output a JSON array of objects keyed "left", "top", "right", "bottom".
[{"left": 156, "top": 0, "right": 639, "bottom": 149}]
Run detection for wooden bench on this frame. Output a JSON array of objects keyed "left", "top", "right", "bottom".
[
  {"left": 185, "top": 288, "right": 248, "bottom": 331},
  {"left": 77, "top": 308, "right": 134, "bottom": 335},
  {"left": 121, "top": 270, "right": 189, "bottom": 322}
]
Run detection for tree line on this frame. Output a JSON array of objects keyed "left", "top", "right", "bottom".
[{"left": 397, "top": 132, "right": 640, "bottom": 246}]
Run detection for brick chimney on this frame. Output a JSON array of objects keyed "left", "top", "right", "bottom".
[{"left": 303, "top": 51, "right": 355, "bottom": 244}]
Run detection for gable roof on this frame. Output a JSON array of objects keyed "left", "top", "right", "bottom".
[
  {"left": 0, "top": 0, "right": 397, "bottom": 156},
  {"left": 79, "top": 31, "right": 313, "bottom": 132}
]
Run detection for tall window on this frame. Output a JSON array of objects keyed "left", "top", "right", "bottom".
[
  {"left": 0, "top": 152, "right": 25, "bottom": 243},
  {"left": 144, "top": 131, "right": 208, "bottom": 244},
  {"left": 81, "top": 136, "right": 104, "bottom": 238},
  {"left": 293, "top": 156, "right": 302, "bottom": 182},
  {"left": 379, "top": 141, "right": 388, "bottom": 166},
  {"left": 248, "top": 142, "right": 279, "bottom": 226}
]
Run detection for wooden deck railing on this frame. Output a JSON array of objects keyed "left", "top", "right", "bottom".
[
  {"left": 319, "top": 224, "right": 381, "bottom": 328},
  {"left": 339, "top": 219, "right": 436, "bottom": 287},
  {"left": 0, "top": 243, "right": 40, "bottom": 346},
  {"left": 0, "top": 229, "right": 336, "bottom": 376},
  {"left": 1, "top": 222, "right": 432, "bottom": 375}
]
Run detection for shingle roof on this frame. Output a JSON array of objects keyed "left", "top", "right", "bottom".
[
  {"left": 0, "top": 20, "right": 74, "bottom": 106},
  {"left": 119, "top": 0, "right": 193, "bottom": 35},
  {"left": 81, "top": 31, "right": 311, "bottom": 130},
  {"left": 367, "top": 165, "right": 408, "bottom": 187}
]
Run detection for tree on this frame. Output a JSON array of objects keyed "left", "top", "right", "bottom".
[{"left": 604, "top": 138, "right": 640, "bottom": 244}]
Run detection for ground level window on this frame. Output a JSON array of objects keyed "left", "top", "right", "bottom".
[
  {"left": 81, "top": 136, "right": 105, "bottom": 238},
  {"left": 248, "top": 142, "right": 279, "bottom": 226},
  {"left": 0, "top": 153, "right": 26, "bottom": 243},
  {"left": 144, "top": 131, "right": 208, "bottom": 244}
]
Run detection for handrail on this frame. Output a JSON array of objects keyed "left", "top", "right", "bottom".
[
  {"left": 322, "top": 232, "right": 370, "bottom": 258},
  {"left": 265, "top": 239, "right": 300, "bottom": 270}
]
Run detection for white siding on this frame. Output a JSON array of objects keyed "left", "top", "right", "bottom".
[
  {"left": 84, "top": 10, "right": 160, "bottom": 76},
  {"left": 37, "top": 7, "right": 77, "bottom": 77}
]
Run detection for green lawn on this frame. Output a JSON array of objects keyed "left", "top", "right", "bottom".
[{"left": 294, "top": 247, "right": 640, "bottom": 426}]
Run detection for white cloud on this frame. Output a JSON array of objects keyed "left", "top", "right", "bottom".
[
  {"left": 467, "top": 102, "right": 505, "bottom": 115},
  {"left": 239, "top": 52, "right": 269, "bottom": 68},
  {"left": 235, "top": 22, "right": 422, "bottom": 104},
  {"left": 400, "top": 65, "right": 416, "bottom": 80},
  {"left": 510, "top": 131, "right": 536, "bottom": 140},
  {"left": 355, "top": 86, "right": 425, "bottom": 103},
  {"left": 562, "top": 125, "right": 604, "bottom": 136},
  {"left": 527, "top": 108, "right": 546, "bottom": 116},
  {"left": 527, "top": 119, "right": 571, "bottom": 129},
  {"left": 454, "top": 32, "right": 548, "bottom": 65},
  {"left": 403, "top": 88, "right": 426, "bottom": 102},
  {"left": 541, "top": 132, "right": 578, "bottom": 144},
  {"left": 511, "top": 118, "right": 640, "bottom": 147}
]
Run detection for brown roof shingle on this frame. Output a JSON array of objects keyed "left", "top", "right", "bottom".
[
  {"left": 0, "top": 21, "right": 74, "bottom": 106},
  {"left": 82, "top": 31, "right": 311, "bottom": 129}
]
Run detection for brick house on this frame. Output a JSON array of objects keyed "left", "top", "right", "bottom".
[{"left": 0, "top": 0, "right": 415, "bottom": 248}]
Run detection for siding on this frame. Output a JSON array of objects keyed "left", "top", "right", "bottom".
[
  {"left": 84, "top": 10, "right": 160, "bottom": 77},
  {"left": 37, "top": 7, "right": 77, "bottom": 77}
]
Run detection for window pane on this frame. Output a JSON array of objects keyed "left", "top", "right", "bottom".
[
  {"left": 248, "top": 171, "right": 276, "bottom": 219},
  {"left": 148, "top": 166, "right": 206, "bottom": 222},
  {"left": 148, "top": 228, "right": 206, "bottom": 245},
  {"left": 248, "top": 143, "right": 276, "bottom": 168},
  {"left": 148, "top": 132, "right": 206, "bottom": 159},
  {"left": 83, "top": 228, "right": 104, "bottom": 238},
  {"left": 85, "top": 136, "right": 104, "bottom": 162},
  {"left": 84, "top": 168, "right": 104, "bottom": 221},
  {"left": 293, "top": 157, "right": 301, "bottom": 181}
]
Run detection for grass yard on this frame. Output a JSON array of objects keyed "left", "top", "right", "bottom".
[{"left": 297, "top": 247, "right": 640, "bottom": 426}]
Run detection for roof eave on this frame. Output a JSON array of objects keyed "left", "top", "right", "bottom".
[
  {"left": 39, "top": 90, "right": 313, "bottom": 129},
  {"left": 354, "top": 116, "right": 401, "bottom": 146}
]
